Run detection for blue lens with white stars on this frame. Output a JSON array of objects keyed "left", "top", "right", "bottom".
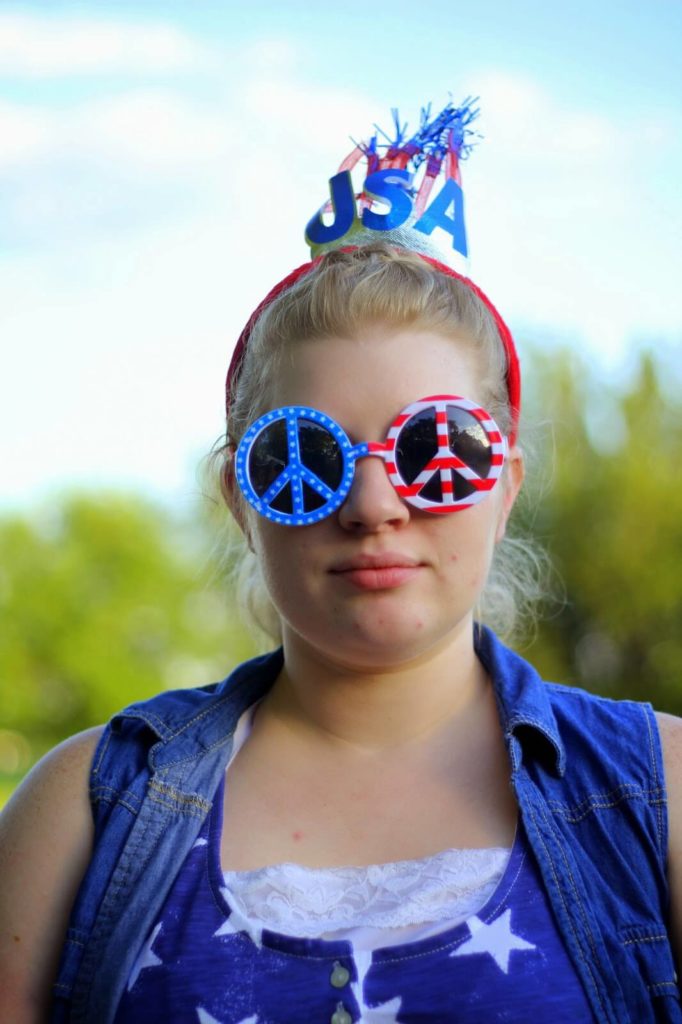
[{"left": 235, "top": 406, "right": 369, "bottom": 526}]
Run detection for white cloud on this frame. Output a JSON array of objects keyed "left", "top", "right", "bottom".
[
  {"left": 75, "top": 90, "right": 234, "bottom": 169},
  {"left": 0, "top": 38, "right": 377, "bottom": 246},
  {"left": 1, "top": 51, "right": 680, "bottom": 505},
  {"left": 459, "top": 68, "right": 681, "bottom": 360},
  {"left": 0, "top": 90, "right": 234, "bottom": 173},
  {"left": 475, "top": 71, "right": 621, "bottom": 160},
  {"left": 243, "top": 72, "right": 376, "bottom": 156},
  {"left": 0, "top": 11, "right": 207, "bottom": 77},
  {"left": 0, "top": 100, "right": 52, "bottom": 166}
]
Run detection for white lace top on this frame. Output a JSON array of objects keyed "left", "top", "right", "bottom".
[{"left": 222, "top": 706, "right": 512, "bottom": 952}]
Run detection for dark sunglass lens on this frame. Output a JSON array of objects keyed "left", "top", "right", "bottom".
[
  {"left": 270, "top": 484, "right": 293, "bottom": 514},
  {"left": 395, "top": 403, "right": 495, "bottom": 505},
  {"left": 453, "top": 476, "right": 477, "bottom": 500},
  {"left": 420, "top": 474, "right": 443, "bottom": 502},
  {"left": 298, "top": 420, "right": 343, "bottom": 491},
  {"left": 248, "top": 419, "right": 288, "bottom": 497},
  {"left": 447, "top": 406, "right": 492, "bottom": 477},
  {"left": 419, "top": 467, "right": 477, "bottom": 502},
  {"left": 248, "top": 415, "right": 344, "bottom": 515},
  {"left": 395, "top": 409, "right": 438, "bottom": 484},
  {"left": 302, "top": 481, "right": 326, "bottom": 512}
]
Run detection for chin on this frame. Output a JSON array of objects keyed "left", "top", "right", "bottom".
[{"left": 318, "top": 610, "right": 461, "bottom": 670}]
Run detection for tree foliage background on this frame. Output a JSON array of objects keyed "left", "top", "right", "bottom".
[{"left": 1, "top": 343, "right": 681, "bottom": 804}]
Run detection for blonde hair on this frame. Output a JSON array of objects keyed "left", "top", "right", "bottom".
[{"left": 216, "top": 244, "right": 549, "bottom": 646}]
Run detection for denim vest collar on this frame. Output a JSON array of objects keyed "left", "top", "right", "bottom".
[
  {"left": 51, "top": 625, "right": 679, "bottom": 1024},
  {"left": 119, "top": 626, "right": 565, "bottom": 777},
  {"left": 120, "top": 650, "right": 284, "bottom": 771},
  {"left": 474, "top": 625, "right": 566, "bottom": 776}
]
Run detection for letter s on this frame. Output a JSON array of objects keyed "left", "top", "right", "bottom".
[{"left": 361, "top": 169, "right": 413, "bottom": 231}]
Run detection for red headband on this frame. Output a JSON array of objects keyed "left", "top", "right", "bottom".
[{"left": 225, "top": 250, "right": 521, "bottom": 446}]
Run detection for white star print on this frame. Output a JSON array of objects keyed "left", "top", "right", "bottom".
[
  {"left": 350, "top": 948, "right": 372, "bottom": 1012},
  {"left": 196, "top": 1010, "right": 223, "bottom": 1024},
  {"left": 358, "top": 996, "right": 402, "bottom": 1022},
  {"left": 450, "top": 911, "right": 536, "bottom": 974},
  {"left": 351, "top": 949, "right": 402, "bottom": 1023},
  {"left": 127, "top": 922, "right": 163, "bottom": 991},
  {"left": 196, "top": 1012, "right": 257, "bottom": 1024},
  {"left": 214, "top": 891, "right": 263, "bottom": 948}
]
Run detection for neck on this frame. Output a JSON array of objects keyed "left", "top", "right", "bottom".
[{"left": 264, "top": 619, "right": 491, "bottom": 752}]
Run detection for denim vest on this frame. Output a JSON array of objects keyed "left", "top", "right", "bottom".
[{"left": 50, "top": 627, "right": 681, "bottom": 1024}]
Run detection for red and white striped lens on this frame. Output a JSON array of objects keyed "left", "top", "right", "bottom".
[{"left": 377, "top": 395, "right": 507, "bottom": 513}]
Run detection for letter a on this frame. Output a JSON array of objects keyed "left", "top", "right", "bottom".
[{"left": 413, "top": 179, "right": 468, "bottom": 256}]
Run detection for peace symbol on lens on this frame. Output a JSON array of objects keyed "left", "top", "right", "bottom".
[{"left": 235, "top": 397, "right": 507, "bottom": 527}]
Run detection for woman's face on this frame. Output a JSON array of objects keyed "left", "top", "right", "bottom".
[{"left": 242, "top": 323, "right": 524, "bottom": 671}]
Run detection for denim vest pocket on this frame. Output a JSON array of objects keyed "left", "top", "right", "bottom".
[{"left": 619, "top": 925, "right": 682, "bottom": 1022}]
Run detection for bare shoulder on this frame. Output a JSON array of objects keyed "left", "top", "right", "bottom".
[
  {"left": 656, "top": 711, "right": 682, "bottom": 785},
  {"left": 0, "top": 726, "right": 104, "bottom": 1023},
  {"left": 0, "top": 725, "right": 104, "bottom": 842},
  {"left": 655, "top": 712, "right": 682, "bottom": 966},
  {"left": 655, "top": 712, "right": 682, "bottom": 840}
]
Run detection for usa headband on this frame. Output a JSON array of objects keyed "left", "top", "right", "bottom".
[{"left": 225, "top": 100, "right": 521, "bottom": 446}]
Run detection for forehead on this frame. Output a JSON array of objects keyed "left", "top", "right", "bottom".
[{"left": 268, "top": 326, "right": 484, "bottom": 426}]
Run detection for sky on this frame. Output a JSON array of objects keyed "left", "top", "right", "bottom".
[{"left": 1, "top": 1, "right": 680, "bottom": 511}]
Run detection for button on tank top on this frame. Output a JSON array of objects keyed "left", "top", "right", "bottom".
[{"left": 114, "top": 771, "right": 595, "bottom": 1023}]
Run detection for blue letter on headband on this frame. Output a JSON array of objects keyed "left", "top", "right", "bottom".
[
  {"left": 361, "top": 169, "right": 414, "bottom": 232},
  {"left": 304, "top": 99, "right": 479, "bottom": 271},
  {"left": 305, "top": 170, "right": 357, "bottom": 247},
  {"left": 413, "top": 178, "right": 467, "bottom": 256}
]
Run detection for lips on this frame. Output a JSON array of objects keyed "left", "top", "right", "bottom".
[{"left": 329, "top": 552, "right": 423, "bottom": 591}]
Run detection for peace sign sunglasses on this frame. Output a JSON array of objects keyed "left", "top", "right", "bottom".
[{"left": 234, "top": 395, "right": 508, "bottom": 527}]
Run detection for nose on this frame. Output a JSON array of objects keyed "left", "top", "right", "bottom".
[{"left": 337, "top": 452, "right": 410, "bottom": 532}]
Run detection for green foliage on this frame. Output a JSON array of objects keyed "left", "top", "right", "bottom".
[
  {"left": 520, "top": 345, "right": 682, "bottom": 712},
  {"left": 0, "top": 494, "right": 257, "bottom": 789},
  {"left": 1, "top": 343, "right": 681, "bottom": 804}
]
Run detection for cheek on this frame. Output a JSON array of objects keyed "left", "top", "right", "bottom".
[
  {"left": 471, "top": 484, "right": 510, "bottom": 550},
  {"left": 438, "top": 506, "right": 499, "bottom": 581},
  {"left": 256, "top": 531, "right": 292, "bottom": 582},
  {"left": 493, "top": 463, "right": 521, "bottom": 541},
  {"left": 254, "top": 527, "right": 318, "bottom": 603}
]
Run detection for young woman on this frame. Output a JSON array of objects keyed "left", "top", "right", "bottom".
[{"left": 2, "top": 248, "right": 682, "bottom": 1023}]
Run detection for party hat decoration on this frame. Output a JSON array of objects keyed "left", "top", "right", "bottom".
[
  {"left": 228, "top": 95, "right": 521, "bottom": 446},
  {"left": 305, "top": 98, "right": 480, "bottom": 273}
]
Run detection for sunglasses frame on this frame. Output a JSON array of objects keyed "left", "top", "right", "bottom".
[{"left": 234, "top": 395, "right": 508, "bottom": 526}]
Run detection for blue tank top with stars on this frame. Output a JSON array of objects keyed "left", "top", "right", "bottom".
[{"left": 113, "top": 774, "right": 595, "bottom": 1024}]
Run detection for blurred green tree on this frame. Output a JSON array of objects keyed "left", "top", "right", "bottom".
[
  {"left": 1, "top": 344, "right": 681, "bottom": 806},
  {"left": 521, "top": 344, "right": 682, "bottom": 712},
  {"left": 0, "top": 494, "right": 256, "bottom": 797}
]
